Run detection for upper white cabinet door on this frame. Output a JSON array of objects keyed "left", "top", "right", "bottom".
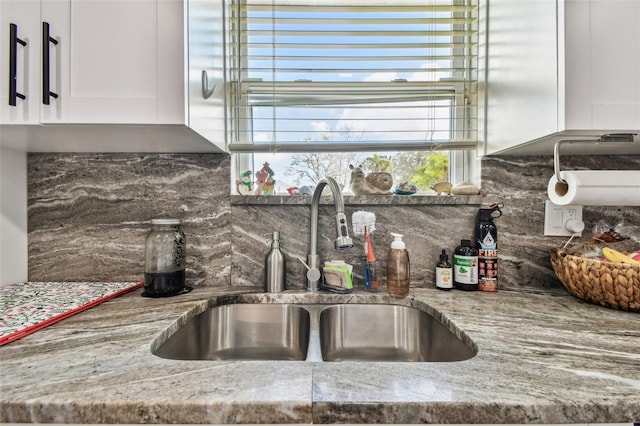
[
  {"left": 0, "top": 0, "right": 41, "bottom": 124},
  {"left": 484, "top": 0, "right": 640, "bottom": 155},
  {"left": 40, "top": 0, "right": 184, "bottom": 124},
  {"left": 187, "top": 0, "right": 226, "bottom": 151},
  {"left": 564, "top": 0, "right": 640, "bottom": 130}
]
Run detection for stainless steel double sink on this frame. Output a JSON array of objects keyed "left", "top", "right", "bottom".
[{"left": 153, "top": 303, "right": 476, "bottom": 362}]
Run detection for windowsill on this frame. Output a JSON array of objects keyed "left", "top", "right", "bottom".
[{"left": 231, "top": 193, "right": 483, "bottom": 206}]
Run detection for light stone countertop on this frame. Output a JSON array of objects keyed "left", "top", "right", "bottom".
[{"left": 0, "top": 285, "right": 639, "bottom": 424}]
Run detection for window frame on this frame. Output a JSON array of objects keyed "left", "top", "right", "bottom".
[{"left": 226, "top": 0, "right": 482, "bottom": 193}]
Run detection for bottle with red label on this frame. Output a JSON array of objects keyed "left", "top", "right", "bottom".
[{"left": 474, "top": 204, "right": 502, "bottom": 292}]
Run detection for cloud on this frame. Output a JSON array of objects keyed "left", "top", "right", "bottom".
[
  {"left": 363, "top": 72, "right": 399, "bottom": 82},
  {"left": 335, "top": 63, "right": 453, "bottom": 141},
  {"left": 310, "top": 121, "right": 331, "bottom": 133},
  {"left": 253, "top": 133, "right": 272, "bottom": 142}
]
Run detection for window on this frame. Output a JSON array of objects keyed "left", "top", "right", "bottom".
[{"left": 226, "top": 0, "right": 480, "bottom": 193}]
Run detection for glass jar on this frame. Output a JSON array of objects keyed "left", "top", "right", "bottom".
[{"left": 143, "top": 218, "right": 191, "bottom": 297}]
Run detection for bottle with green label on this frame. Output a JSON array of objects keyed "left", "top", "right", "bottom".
[{"left": 453, "top": 239, "right": 478, "bottom": 291}]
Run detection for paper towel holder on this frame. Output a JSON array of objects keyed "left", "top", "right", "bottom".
[{"left": 553, "top": 133, "right": 637, "bottom": 185}]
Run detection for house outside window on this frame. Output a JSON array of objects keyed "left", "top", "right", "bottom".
[{"left": 226, "top": 0, "right": 481, "bottom": 194}]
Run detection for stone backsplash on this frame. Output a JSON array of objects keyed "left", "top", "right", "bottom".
[
  {"left": 27, "top": 154, "right": 231, "bottom": 284},
  {"left": 27, "top": 153, "right": 640, "bottom": 292}
]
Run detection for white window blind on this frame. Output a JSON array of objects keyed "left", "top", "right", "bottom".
[{"left": 227, "top": 0, "right": 479, "bottom": 153}]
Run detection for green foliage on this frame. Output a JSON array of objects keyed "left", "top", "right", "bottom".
[
  {"left": 361, "top": 155, "right": 393, "bottom": 173},
  {"left": 391, "top": 152, "right": 428, "bottom": 183},
  {"left": 410, "top": 152, "right": 449, "bottom": 190}
]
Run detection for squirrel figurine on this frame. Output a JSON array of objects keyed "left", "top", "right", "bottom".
[
  {"left": 431, "top": 181, "right": 452, "bottom": 195},
  {"left": 349, "top": 165, "right": 393, "bottom": 195}
]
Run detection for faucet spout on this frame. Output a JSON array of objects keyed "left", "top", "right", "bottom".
[{"left": 307, "top": 177, "right": 353, "bottom": 291}]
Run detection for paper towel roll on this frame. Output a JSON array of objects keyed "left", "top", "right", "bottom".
[{"left": 547, "top": 170, "right": 640, "bottom": 206}]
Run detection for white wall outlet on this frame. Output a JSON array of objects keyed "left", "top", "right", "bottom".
[{"left": 543, "top": 200, "right": 584, "bottom": 236}]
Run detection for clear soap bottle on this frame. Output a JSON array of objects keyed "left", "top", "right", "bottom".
[{"left": 387, "top": 233, "right": 410, "bottom": 297}]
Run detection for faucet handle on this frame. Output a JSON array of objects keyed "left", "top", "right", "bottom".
[{"left": 297, "top": 256, "right": 322, "bottom": 282}]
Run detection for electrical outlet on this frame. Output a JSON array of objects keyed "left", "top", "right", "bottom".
[{"left": 544, "top": 201, "right": 584, "bottom": 236}]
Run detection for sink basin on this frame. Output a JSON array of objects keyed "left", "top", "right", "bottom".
[
  {"left": 153, "top": 303, "right": 310, "bottom": 361},
  {"left": 153, "top": 302, "right": 475, "bottom": 362},
  {"left": 319, "top": 304, "right": 475, "bottom": 362}
]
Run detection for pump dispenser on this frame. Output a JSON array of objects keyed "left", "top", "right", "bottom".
[
  {"left": 387, "top": 233, "right": 410, "bottom": 297},
  {"left": 265, "top": 231, "right": 286, "bottom": 292}
]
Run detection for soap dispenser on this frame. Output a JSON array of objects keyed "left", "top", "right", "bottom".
[
  {"left": 387, "top": 233, "right": 410, "bottom": 297},
  {"left": 265, "top": 231, "right": 286, "bottom": 292}
]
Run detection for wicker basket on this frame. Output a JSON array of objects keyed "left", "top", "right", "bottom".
[{"left": 550, "top": 248, "right": 640, "bottom": 312}]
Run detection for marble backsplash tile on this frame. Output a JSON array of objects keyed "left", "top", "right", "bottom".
[
  {"left": 231, "top": 202, "right": 481, "bottom": 290},
  {"left": 27, "top": 153, "right": 639, "bottom": 293},
  {"left": 28, "top": 154, "right": 232, "bottom": 284},
  {"left": 481, "top": 155, "right": 640, "bottom": 290}
]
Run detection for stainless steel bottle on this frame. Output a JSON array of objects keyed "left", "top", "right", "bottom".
[{"left": 265, "top": 231, "right": 286, "bottom": 292}]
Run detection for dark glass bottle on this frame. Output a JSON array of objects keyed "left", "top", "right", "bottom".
[
  {"left": 475, "top": 205, "right": 501, "bottom": 292},
  {"left": 453, "top": 239, "right": 478, "bottom": 291},
  {"left": 435, "top": 249, "right": 453, "bottom": 290}
]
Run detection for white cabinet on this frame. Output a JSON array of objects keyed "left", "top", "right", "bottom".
[
  {"left": 0, "top": 0, "right": 226, "bottom": 152},
  {"left": 562, "top": 0, "right": 640, "bottom": 131},
  {"left": 484, "top": 0, "right": 640, "bottom": 156},
  {"left": 1, "top": 0, "right": 183, "bottom": 125},
  {"left": 41, "top": 0, "right": 184, "bottom": 124},
  {"left": 0, "top": 0, "right": 41, "bottom": 124},
  {"left": 187, "top": 0, "right": 226, "bottom": 150}
]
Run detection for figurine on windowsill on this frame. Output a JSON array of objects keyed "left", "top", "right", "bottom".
[
  {"left": 349, "top": 164, "right": 393, "bottom": 195},
  {"left": 286, "top": 185, "right": 314, "bottom": 195},
  {"left": 255, "top": 162, "right": 276, "bottom": 195},
  {"left": 451, "top": 181, "right": 480, "bottom": 195},
  {"left": 236, "top": 170, "right": 253, "bottom": 195},
  {"left": 431, "top": 181, "right": 452, "bottom": 195},
  {"left": 393, "top": 182, "right": 418, "bottom": 195}
]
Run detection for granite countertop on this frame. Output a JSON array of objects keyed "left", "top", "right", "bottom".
[{"left": 1, "top": 285, "right": 639, "bottom": 424}]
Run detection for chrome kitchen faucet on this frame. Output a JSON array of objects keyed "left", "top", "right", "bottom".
[{"left": 306, "top": 177, "right": 353, "bottom": 291}]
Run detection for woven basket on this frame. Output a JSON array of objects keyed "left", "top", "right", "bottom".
[{"left": 550, "top": 248, "right": 640, "bottom": 312}]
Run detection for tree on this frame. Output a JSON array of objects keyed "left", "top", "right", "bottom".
[
  {"left": 410, "top": 152, "right": 449, "bottom": 190},
  {"left": 361, "top": 154, "right": 393, "bottom": 173},
  {"left": 285, "top": 125, "right": 365, "bottom": 188},
  {"left": 286, "top": 151, "right": 363, "bottom": 188},
  {"left": 284, "top": 125, "right": 449, "bottom": 191},
  {"left": 391, "top": 152, "right": 428, "bottom": 183}
]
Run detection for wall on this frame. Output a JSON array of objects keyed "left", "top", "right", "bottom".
[
  {"left": 0, "top": 147, "right": 27, "bottom": 285},
  {"left": 26, "top": 153, "right": 640, "bottom": 293}
]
